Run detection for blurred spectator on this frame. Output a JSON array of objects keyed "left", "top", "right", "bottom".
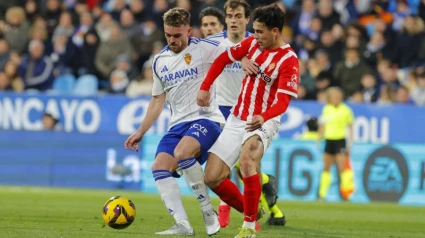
[
  {"left": 126, "top": 59, "right": 154, "bottom": 97},
  {"left": 299, "top": 59, "right": 315, "bottom": 98},
  {"left": 376, "top": 84, "right": 396, "bottom": 105},
  {"left": 333, "top": 48, "right": 372, "bottom": 97},
  {"left": 317, "top": 0, "right": 340, "bottom": 30},
  {"left": 299, "top": 117, "right": 319, "bottom": 140},
  {"left": 75, "top": 29, "right": 101, "bottom": 77},
  {"left": 24, "top": 0, "right": 39, "bottom": 24},
  {"left": 43, "top": 0, "right": 62, "bottom": 37},
  {"left": 319, "top": 30, "right": 344, "bottom": 64},
  {"left": 0, "top": 38, "right": 10, "bottom": 71},
  {"left": 290, "top": 0, "right": 316, "bottom": 36},
  {"left": 297, "top": 84, "right": 307, "bottom": 100},
  {"left": 363, "top": 32, "right": 392, "bottom": 68},
  {"left": 50, "top": 32, "right": 76, "bottom": 75},
  {"left": 1, "top": 7, "right": 29, "bottom": 55},
  {"left": 53, "top": 11, "right": 75, "bottom": 41},
  {"left": 108, "top": 69, "right": 129, "bottom": 94},
  {"left": 380, "top": 66, "right": 401, "bottom": 89},
  {"left": 3, "top": 60, "right": 24, "bottom": 92},
  {"left": 115, "top": 53, "right": 138, "bottom": 80},
  {"left": 315, "top": 71, "right": 332, "bottom": 95},
  {"left": 120, "top": 9, "right": 139, "bottom": 39},
  {"left": 360, "top": 73, "right": 378, "bottom": 103},
  {"left": 349, "top": 91, "right": 364, "bottom": 103},
  {"left": 317, "top": 89, "right": 327, "bottom": 103},
  {"left": 111, "top": 0, "right": 128, "bottom": 22},
  {"left": 96, "top": 12, "right": 118, "bottom": 42},
  {"left": 315, "top": 49, "right": 333, "bottom": 77},
  {"left": 130, "top": 0, "right": 149, "bottom": 23},
  {"left": 151, "top": 0, "right": 170, "bottom": 29},
  {"left": 72, "top": 11, "right": 94, "bottom": 48},
  {"left": 42, "top": 112, "right": 59, "bottom": 131},
  {"left": 420, "top": 0, "right": 425, "bottom": 23},
  {"left": 392, "top": 0, "right": 411, "bottom": 31},
  {"left": 395, "top": 85, "right": 414, "bottom": 105},
  {"left": 131, "top": 20, "right": 164, "bottom": 69},
  {"left": 18, "top": 40, "right": 54, "bottom": 91},
  {"left": 394, "top": 16, "right": 425, "bottom": 68},
  {"left": 95, "top": 25, "right": 134, "bottom": 79},
  {"left": 0, "top": 72, "right": 13, "bottom": 91},
  {"left": 411, "top": 72, "right": 425, "bottom": 106}
]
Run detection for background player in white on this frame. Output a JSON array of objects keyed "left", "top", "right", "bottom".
[
  {"left": 198, "top": 4, "right": 299, "bottom": 238},
  {"left": 124, "top": 8, "right": 224, "bottom": 236},
  {"left": 199, "top": 1, "right": 286, "bottom": 228}
]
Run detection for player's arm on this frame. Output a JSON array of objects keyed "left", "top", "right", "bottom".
[
  {"left": 259, "top": 57, "right": 299, "bottom": 122},
  {"left": 136, "top": 93, "right": 166, "bottom": 135},
  {"left": 199, "top": 36, "right": 254, "bottom": 91},
  {"left": 346, "top": 106, "right": 355, "bottom": 150}
]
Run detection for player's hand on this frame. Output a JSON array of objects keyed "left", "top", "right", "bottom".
[
  {"left": 246, "top": 115, "right": 264, "bottom": 132},
  {"left": 124, "top": 130, "right": 144, "bottom": 152},
  {"left": 197, "top": 90, "right": 211, "bottom": 107},
  {"left": 241, "top": 56, "right": 258, "bottom": 75}
]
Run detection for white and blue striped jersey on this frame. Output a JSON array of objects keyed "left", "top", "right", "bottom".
[
  {"left": 207, "top": 31, "right": 253, "bottom": 107},
  {"left": 152, "top": 37, "right": 226, "bottom": 128}
]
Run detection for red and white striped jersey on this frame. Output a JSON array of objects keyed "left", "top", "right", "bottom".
[{"left": 227, "top": 35, "right": 299, "bottom": 121}]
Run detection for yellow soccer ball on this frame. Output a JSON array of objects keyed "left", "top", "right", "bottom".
[{"left": 102, "top": 196, "right": 136, "bottom": 229}]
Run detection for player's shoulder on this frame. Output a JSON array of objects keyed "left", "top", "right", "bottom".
[
  {"left": 188, "top": 37, "right": 220, "bottom": 47},
  {"left": 206, "top": 31, "right": 225, "bottom": 41}
]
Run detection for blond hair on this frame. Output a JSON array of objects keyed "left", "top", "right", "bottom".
[
  {"left": 163, "top": 8, "right": 190, "bottom": 27},
  {"left": 326, "top": 87, "right": 344, "bottom": 104},
  {"left": 5, "top": 7, "right": 26, "bottom": 24}
]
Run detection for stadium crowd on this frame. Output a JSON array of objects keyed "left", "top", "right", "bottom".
[{"left": 0, "top": 0, "right": 424, "bottom": 105}]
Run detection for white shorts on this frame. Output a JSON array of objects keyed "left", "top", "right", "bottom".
[{"left": 208, "top": 114, "right": 280, "bottom": 169}]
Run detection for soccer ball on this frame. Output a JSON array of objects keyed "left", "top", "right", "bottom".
[{"left": 102, "top": 196, "right": 136, "bottom": 229}]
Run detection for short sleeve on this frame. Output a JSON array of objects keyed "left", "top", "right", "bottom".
[
  {"left": 152, "top": 57, "right": 164, "bottom": 96},
  {"left": 319, "top": 105, "right": 329, "bottom": 125},
  {"left": 346, "top": 106, "right": 354, "bottom": 125},
  {"left": 200, "top": 38, "right": 226, "bottom": 64},
  {"left": 277, "top": 55, "right": 299, "bottom": 98},
  {"left": 226, "top": 35, "right": 255, "bottom": 62}
]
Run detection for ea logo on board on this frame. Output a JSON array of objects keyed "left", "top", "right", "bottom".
[{"left": 363, "top": 146, "right": 409, "bottom": 202}]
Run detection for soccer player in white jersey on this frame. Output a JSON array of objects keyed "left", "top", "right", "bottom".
[
  {"left": 198, "top": 4, "right": 299, "bottom": 238},
  {"left": 199, "top": 1, "right": 287, "bottom": 229},
  {"left": 124, "top": 8, "right": 225, "bottom": 236}
]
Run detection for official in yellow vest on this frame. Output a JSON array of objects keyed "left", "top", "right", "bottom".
[{"left": 317, "top": 87, "right": 355, "bottom": 200}]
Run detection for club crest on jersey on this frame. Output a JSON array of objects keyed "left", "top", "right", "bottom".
[
  {"left": 268, "top": 63, "right": 276, "bottom": 71},
  {"left": 184, "top": 53, "right": 192, "bottom": 65}
]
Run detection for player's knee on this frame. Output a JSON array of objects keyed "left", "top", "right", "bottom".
[
  {"left": 173, "top": 147, "right": 198, "bottom": 161},
  {"left": 204, "top": 173, "right": 221, "bottom": 189},
  {"left": 239, "top": 154, "right": 255, "bottom": 175},
  {"left": 151, "top": 161, "right": 164, "bottom": 171}
]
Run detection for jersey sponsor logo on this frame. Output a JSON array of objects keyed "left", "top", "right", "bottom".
[
  {"left": 184, "top": 53, "right": 192, "bottom": 65},
  {"left": 161, "top": 65, "right": 168, "bottom": 73},
  {"left": 257, "top": 66, "right": 272, "bottom": 83},
  {"left": 287, "top": 74, "right": 298, "bottom": 90},
  {"left": 224, "top": 62, "right": 242, "bottom": 69},
  {"left": 190, "top": 123, "right": 208, "bottom": 136},
  {"left": 160, "top": 68, "right": 199, "bottom": 82}
]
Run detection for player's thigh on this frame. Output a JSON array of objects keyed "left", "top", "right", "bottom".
[
  {"left": 208, "top": 115, "right": 245, "bottom": 169},
  {"left": 204, "top": 152, "right": 231, "bottom": 189},
  {"left": 334, "top": 139, "right": 347, "bottom": 172},
  {"left": 175, "top": 119, "right": 222, "bottom": 164},
  {"left": 153, "top": 131, "right": 180, "bottom": 172}
]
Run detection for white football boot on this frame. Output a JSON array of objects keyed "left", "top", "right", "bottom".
[
  {"left": 203, "top": 209, "right": 220, "bottom": 236},
  {"left": 155, "top": 220, "right": 195, "bottom": 236}
]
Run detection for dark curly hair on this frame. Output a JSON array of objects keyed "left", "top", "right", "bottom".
[{"left": 252, "top": 3, "right": 285, "bottom": 31}]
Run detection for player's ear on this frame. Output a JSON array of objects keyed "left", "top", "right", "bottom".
[
  {"left": 245, "top": 16, "right": 250, "bottom": 24},
  {"left": 272, "top": 27, "right": 279, "bottom": 36},
  {"left": 187, "top": 26, "right": 192, "bottom": 36}
]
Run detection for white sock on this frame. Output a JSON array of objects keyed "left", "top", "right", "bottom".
[
  {"left": 243, "top": 221, "right": 256, "bottom": 230},
  {"left": 219, "top": 200, "right": 227, "bottom": 206},
  {"left": 178, "top": 158, "right": 213, "bottom": 212},
  {"left": 153, "top": 170, "right": 190, "bottom": 226}
]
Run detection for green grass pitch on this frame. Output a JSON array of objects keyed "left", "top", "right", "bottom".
[{"left": 0, "top": 186, "right": 424, "bottom": 238}]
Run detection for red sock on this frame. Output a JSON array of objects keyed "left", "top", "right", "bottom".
[
  {"left": 243, "top": 174, "right": 261, "bottom": 222},
  {"left": 212, "top": 178, "right": 244, "bottom": 213}
]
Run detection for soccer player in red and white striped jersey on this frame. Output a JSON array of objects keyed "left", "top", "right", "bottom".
[{"left": 197, "top": 3, "right": 299, "bottom": 238}]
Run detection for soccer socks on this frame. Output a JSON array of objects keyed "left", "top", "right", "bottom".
[
  {"left": 242, "top": 174, "right": 261, "bottom": 229},
  {"left": 153, "top": 170, "right": 190, "bottom": 226},
  {"left": 178, "top": 158, "right": 213, "bottom": 212},
  {"left": 212, "top": 178, "right": 244, "bottom": 213},
  {"left": 319, "top": 171, "right": 332, "bottom": 199},
  {"left": 340, "top": 169, "right": 355, "bottom": 199}
]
